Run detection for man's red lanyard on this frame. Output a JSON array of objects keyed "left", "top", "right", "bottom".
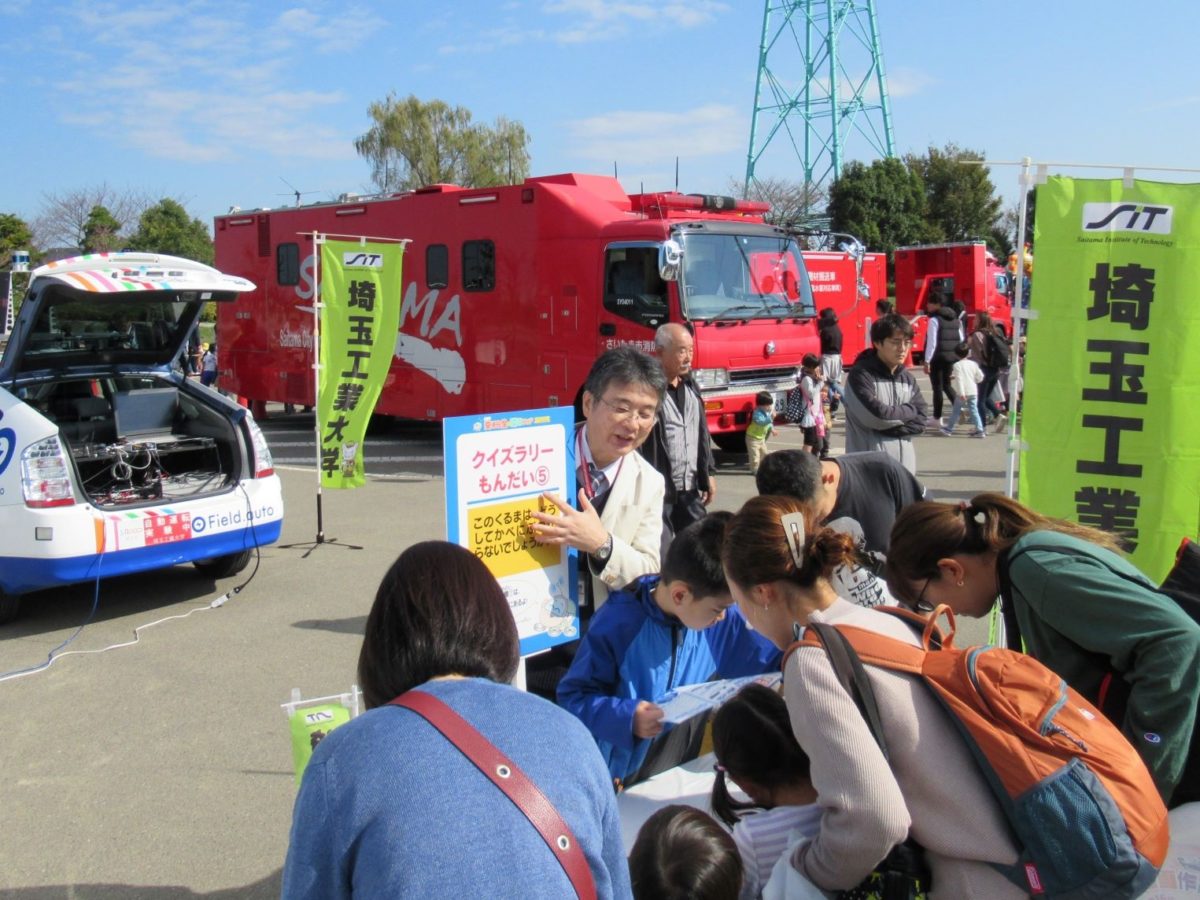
[{"left": 576, "top": 428, "right": 623, "bottom": 502}]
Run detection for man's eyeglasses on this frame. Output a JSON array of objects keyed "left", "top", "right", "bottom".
[
  {"left": 883, "top": 337, "right": 914, "bottom": 349},
  {"left": 598, "top": 396, "right": 657, "bottom": 425}
]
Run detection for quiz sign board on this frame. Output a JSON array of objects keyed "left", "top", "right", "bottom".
[{"left": 444, "top": 406, "right": 578, "bottom": 655}]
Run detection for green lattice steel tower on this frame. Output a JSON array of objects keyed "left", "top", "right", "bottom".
[{"left": 745, "top": 0, "right": 895, "bottom": 208}]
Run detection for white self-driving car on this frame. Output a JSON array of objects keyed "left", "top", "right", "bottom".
[{"left": 0, "top": 252, "right": 283, "bottom": 623}]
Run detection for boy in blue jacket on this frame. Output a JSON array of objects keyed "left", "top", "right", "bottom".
[{"left": 558, "top": 511, "right": 781, "bottom": 788}]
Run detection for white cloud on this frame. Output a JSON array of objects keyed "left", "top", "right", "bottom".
[
  {"left": 568, "top": 104, "right": 745, "bottom": 166},
  {"left": 275, "top": 5, "right": 374, "bottom": 53},
  {"left": 541, "top": 0, "right": 727, "bottom": 44},
  {"left": 885, "top": 67, "right": 936, "bottom": 99},
  {"left": 41, "top": 1, "right": 357, "bottom": 165}
]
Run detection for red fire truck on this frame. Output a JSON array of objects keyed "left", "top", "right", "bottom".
[
  {"left": 213, "top": 173, "right": 823, "bottom": 449},
  {"left": 893, "top": 241, "right": 1013, "bottom": 361},
  {"left": 801, "top": 246, "right": 888, "bottom": 358}
]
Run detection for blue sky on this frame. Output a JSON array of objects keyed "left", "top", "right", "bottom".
[{"left": 2, "top": 0, "right": 1197, "bottom": 243}]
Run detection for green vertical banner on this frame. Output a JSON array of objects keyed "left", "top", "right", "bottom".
[
  {"left": 318, "top": 239, "right": 404, "bottom": 488},
  {"left": 1021, "top": 177, "right": 1200, "bottom": 580}
]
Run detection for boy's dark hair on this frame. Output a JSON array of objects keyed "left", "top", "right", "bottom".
[
  {"left": 660, "top": 511, "right": 732, "bottom": 599},
  {"left": 754, "top": 448, "right": 822, "bottom": 502},
  {"left": 754, "top": 391, "right": 772, "bottom": 407},
  {"left": 357, "top": 541, "right": 519, "bottom": 708},
  {"left": 629, "top": 805, "right": 743, "bottom": 900},
  {"left": 870, "top": 312, "right": 915, "bottom": 345},
  {"left": 875, "top": 298, "right": 894, "bottom": 316},
  {"left": 954, "top": 341, "right": 970, "bottom": 359},
  {"left": 711, "top": 683, "right": 813, "bottom": 826},
  {"left": 818, "top": 306, "right": 837, "bottom": 322},
  {"left": 801, "top": 352, "right": 821, "bottom": 369}
]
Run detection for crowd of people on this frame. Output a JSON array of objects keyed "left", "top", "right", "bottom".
[{"left": 279, "top": 328, "right": 1194, "bottom": 899}]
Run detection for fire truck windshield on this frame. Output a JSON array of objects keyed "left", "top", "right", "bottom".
[{"left": 678, "top": 232, "right": 815, "bottom": 321}]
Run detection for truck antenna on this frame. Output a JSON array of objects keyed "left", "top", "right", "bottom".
[
  {"left": 675, "top": 157, "right": 679, "bottom": 192},
  {"left": 277, "top": 176, "right": 319, "bottom": 207},
  {"left": 613, "top": 161, "right": 618, "bottom": 179}
]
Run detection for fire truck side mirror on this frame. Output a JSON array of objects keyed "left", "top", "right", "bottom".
[{"left": 658, "top": 240, "right": 682, "bottom": 282}]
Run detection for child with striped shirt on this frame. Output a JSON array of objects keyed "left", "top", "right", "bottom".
[{"left": 711, "top": 683, "right": 822, "bottom": 900}]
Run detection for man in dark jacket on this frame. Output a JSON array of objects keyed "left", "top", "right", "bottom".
[
  {"left": 842, "top": 314, "right": 929, "bottom": 474},
  {"left": 922, "top": 295, "right": 963, "bottom": 422},
  {"left": 640, "top": 323, "right": 716, "bottom": 557}
]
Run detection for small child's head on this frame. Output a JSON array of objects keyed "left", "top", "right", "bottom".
[
  {"left": 754, "top": 390, "right": 773, "bottom": 410},
  {"left": 657, "top": 512, "right": 734, "bottom": 630},
  {"left": 954, "top": 341, "right": 970, "bottom": 360},
  {"left": 629, "top": 804, "right": 743, "bottom": 900},
  {"left": 801, "top": 352, "right": 821, "bottom": 373},
  {"left": 711, "top": 683, "right": 813, "bottom": 826}
]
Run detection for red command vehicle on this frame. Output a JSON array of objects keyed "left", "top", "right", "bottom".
[
  {"left": 213, "top": 173, "right": 821, "bottom": 449},
  {"left": 801, "top": 247, "right": 888, "bottom": 359},
  {"left": 893, "top": 242, "right": 1013, "bottom": 361}
]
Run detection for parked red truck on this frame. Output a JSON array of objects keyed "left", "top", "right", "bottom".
[
  {"left": 212, "top": 173, "right": 825, "bottom": 449},
  {"left": 893, "top": 241, "right": 1013, "bottom": 361},
  {"left": 801, "top": 246, "right": 888, "bottom": 358}
]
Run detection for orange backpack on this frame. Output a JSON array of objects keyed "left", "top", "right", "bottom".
[{"left": 795, "top": 605, "right": 1169, "bottom": 899}]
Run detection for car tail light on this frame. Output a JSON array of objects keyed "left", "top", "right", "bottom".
[
  {"left": 22, "top": 436, "right": 76, "bottom": 508},
  {"left": 245, "top": 414, "right": 275, "bottom": 478}
]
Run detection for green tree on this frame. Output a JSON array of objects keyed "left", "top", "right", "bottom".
[
  {"left": 126, "top": 199, "right": 213, "bottom": 265},
  {"left": 827, "top": 157, "right": 934, "bottom": 256},
  {"left": 34, "top": 184, "right": 151, "bottom": 250},
  {"left": 355, "top": 94, "right": 531, "bottom": 191},
  {"left": 0, "top": 213, "right": 35, "bottom": 267},
  {"left": 82, "top": 205, "right": 122, "bottom": 253},
  {"left": 905, "top": 144, "right": 1003, "bottom": 246}
]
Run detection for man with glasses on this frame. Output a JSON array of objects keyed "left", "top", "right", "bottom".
[
  {"left": 532, "top": 347, "right": 667, "bottom": 610},
  {"left": 639, "top": 323, "right": 717, "bottom": 558},
  {"left": 841, "top": 313, "right": 929, "bottom": 474}
]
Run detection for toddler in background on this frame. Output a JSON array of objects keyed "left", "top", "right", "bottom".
[
  {"left": 797, "top": 354, "right": 828, "bottom": 458},
  {"left": 629, "top": 804, "right": 743, "bottom": 900},
  {"left": 941, "top": 342, "right": 985, "bottom": 437},
  {"left": 712, "top": 683, "right": 821, "bottom": 900},
  {"left": 746, "top": 391, "right": 775, "bottom": 475}
]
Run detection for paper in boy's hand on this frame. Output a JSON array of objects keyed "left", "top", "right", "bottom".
[{"left": 657, "top": 672, "right": 782, "bottom": 725}]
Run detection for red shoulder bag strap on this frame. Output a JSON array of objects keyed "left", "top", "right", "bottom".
[{"left": 389, "top": 690, "right": 597, "bottom": 900}]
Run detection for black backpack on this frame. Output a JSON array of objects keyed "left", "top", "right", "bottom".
[{"left": 983, "top": 331, "right": 1011, "bottom": 368}]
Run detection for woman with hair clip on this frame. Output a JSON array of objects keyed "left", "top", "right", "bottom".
[
  {"left": 722, "top": 495, "right": 1023, "bottom": 898},
  {"left": 885, "top": 492, "right": 1200, "bottom": 807}
]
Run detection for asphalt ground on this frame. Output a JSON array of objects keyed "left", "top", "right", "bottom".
[{"left": 0, "top": 382, "right": 1015, "bottom": 897}]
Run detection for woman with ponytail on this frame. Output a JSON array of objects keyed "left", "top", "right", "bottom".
[
  {"left": 722, "top": 495, "right": 1023, "bottom": 898},
  {"left": 885, "top": 492, "right": 1200, "bottom": 807}
]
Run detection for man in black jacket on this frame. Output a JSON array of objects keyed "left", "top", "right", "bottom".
[
  {"left": 639, "top": 323, "right": 716, "bottom": 557},
  {"left": 922, "top": 295, "right": 963, "bottom": 422}
]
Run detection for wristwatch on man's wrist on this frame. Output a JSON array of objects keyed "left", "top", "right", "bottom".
[{"left": 593, "top": 533, "right": 614, "bottom": 561}]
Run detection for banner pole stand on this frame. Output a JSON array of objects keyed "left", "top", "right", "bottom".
[{"left": 279, "top": 230, "right": 363, "bottom": 558}]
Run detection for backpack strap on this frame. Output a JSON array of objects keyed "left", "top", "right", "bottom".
[
  {"left": 390, "top": 690, "right": 597, "bottom": 900},
  {"left": 807, "top": 623, "right": 892, "bottom": 761}
]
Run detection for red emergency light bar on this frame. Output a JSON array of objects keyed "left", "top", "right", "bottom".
[{"left": 631, "top": 192, "right": 771, "bottom": 218}]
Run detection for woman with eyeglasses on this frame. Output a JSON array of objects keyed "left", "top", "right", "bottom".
[
  {"left": 722, "top": 495, "right": 1024, "bottom": 898},
  {"left": 885, "top": 492, "right": 1200, "bottom": 808},
  {"left": 841, "top": 313, "right": 930, "bottom": 475}
]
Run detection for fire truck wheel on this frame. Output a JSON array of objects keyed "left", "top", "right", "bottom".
[
  {"left": 0, "top": 589, "right": 22, "bottom": 626},
  {"left": 711, "top": 433, "right": 748, "bottom": 454},
  {"left": 193, "top": 549, "right": 253, "bottom": 579}
]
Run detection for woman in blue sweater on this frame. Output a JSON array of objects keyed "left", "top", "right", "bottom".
[{"left": 282, "top": 541, "right": 632, "bottom": 899}]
